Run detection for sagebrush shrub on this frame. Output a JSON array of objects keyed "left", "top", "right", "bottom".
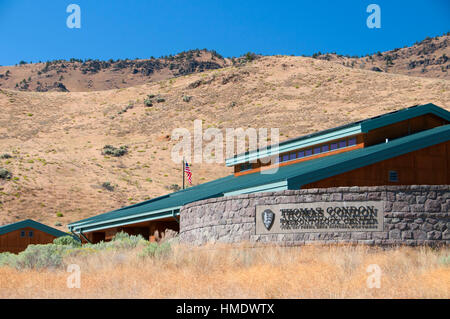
[
  {"left": 0, "top": 252, "right": 18, "bottom": 268},
  {"left": 111, "top": 231, "right": 146, "bottom": 249},
  {"left": 139, "top": 242, "right": 172, "bottom": 258},
  {"left": 102, "top": 181, "right": 115, "bottom": 191},
  {"left": 102, "top": 145, "right": 128, "bottom": 157},
  {"left": 0, "top": 168, "right": 12, "bottom": 179},
  {"left": 53, "top": 235, "right": 82, "bottom": 247}
]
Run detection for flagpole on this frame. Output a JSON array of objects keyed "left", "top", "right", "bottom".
[{"left": 182, "top": 157, "right": 185, "bottom": 190}]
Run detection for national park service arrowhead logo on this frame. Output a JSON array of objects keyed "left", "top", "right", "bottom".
[{"left": 262, "top": 209, "right": 275, "bottom": 231}]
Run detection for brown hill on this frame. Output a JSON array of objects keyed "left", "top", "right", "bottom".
[
  {"left": 1, "top": 34, "right": 449, "bottom": 95},
  {"left": 314, "top": 34, "right": 450, "bottom": 79},
  {"left": 0, "top": 49, "right": 233, "bottom": 92},
  {"left": 0, "top": 54, "right": 449, "bottom": 230}
]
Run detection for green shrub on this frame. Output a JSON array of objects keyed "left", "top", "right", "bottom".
[
  {"left": 111, "top": 231, "right": 146, "bottom": 249},
  {"left": 102, "top": 145, "right": 128, "bottom": 157},
  {"left": 0, "top": 168, "right": 12, "bottom": 179},
  {"left": 0, "top": 154, "right": 12, "bottom": 159},
  {"left": 53, "top": 235, "right": 81, "bottom": 247},
  {"left": 102, "top": 181, "right": 115, "bottom": 191},
  {"left": 439, "top": 255, "right": 450, "bottom": 265},
  {"left": 244, "top": 52, "right": 257, "bottom": 62},
  {"left": 166, "top": 184, "right": 181, "bottom": 191},
  {"left": 112, "top": 231, "right": 131, "bottom": 241},
  {"left": 143, "top": 98, "right": 153, "bottom": 107},
  {"left": 0, "top": 252, "right": 18, "bottom": 268},
  {"left": 139, "top": 242, "right": 172, "bottom": 258},
  {"left": 56, "top": 212, "right": 64, "bottom": 217},
  {"left": 13, "top": 244, "right": 71, "bottom": 270}
]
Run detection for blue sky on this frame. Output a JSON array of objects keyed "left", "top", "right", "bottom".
[{"left": 0, "top": 0, "right": 448, "bottom": 66}]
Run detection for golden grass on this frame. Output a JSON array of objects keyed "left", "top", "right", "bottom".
[{"left": 0, "top": 244, "right": 448, "bottom": 299}]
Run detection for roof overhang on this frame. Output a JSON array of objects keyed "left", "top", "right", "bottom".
[
  {"left": 69, "top": 206, "right": 180, "bottom": 234},
  {"left": 360, "top": 103, "right": 450, "bottom": 132},
  {"left": 223, "top": 180, "right": 288, "bottom": 196}
]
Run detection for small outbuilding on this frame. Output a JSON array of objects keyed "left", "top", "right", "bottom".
[{"left": 0, "top": 219, "right": 68, "bottom": 254}]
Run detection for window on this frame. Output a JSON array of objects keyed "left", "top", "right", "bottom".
[
  {"left": 289, "top": 153, "right": 296, "bottom": 160},
  {"left": 282, "top": 154, "right": 289, "bottom": 162},
  {"left": 297, "top": 151, "right": 305, "bottom": 158},
  {"left": 339, "top": 140, "right": 347, "bottom": 148},
  {"left": 29, "top": 231, "right": 34, "bottom": 238},
  {"left": 389, "top": 170, "right": 399, "bottom": 182},
  {"left": 20, "top": 231, "right": 25, "bottom": 238},
  {"left": 240, "top": 163, "right": 252, "bottom": 171},
  {"left": 305, "top": 149, "right": 313, "bottom": 156},
  {"left": 314, "top": 147, "right": 321, "bottom": 154},
  {"left": 330, "top": 143, "right": 338, "bottom": 151},
  {"left": 348, "top": 137, "right": 357, "bottom": 146},
  {"left": 322, "top": 145, "right": 329, "bottom": 152}
]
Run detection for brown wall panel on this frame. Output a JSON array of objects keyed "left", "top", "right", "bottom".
[
  {"left": 303, "top": 141, "right": 449, "bottom": 188},
  {"left": 365, "top": 114, "right": 447, "bottom": 147}
]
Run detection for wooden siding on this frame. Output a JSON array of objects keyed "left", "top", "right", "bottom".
[
  {"left": 0, "top": 227, "right": 57, "bottom": 254},
  {"left": 364, "top": 113, "right": 447, "bottom": 146},
  {"left": 302, "top": 140, "right": 450, "bottom": 188}
]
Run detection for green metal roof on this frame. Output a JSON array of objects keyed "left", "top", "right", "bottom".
[
  {"left": 0, "top": 219, "right": 69, "bottom": 237},
  {"left": 69, "top": 124, "right": 450, "bottom": 233},
  {"left": 225, "top": 103, "right": 450, "bottom": 166}
]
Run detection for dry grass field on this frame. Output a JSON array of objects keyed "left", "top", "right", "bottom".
[{"left": 0, "top": 243, "right": 448, "bottom": 299}]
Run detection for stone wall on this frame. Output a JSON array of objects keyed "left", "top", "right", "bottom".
[{"left": 179, "top": 185, "right": 450, "bottom": 246}]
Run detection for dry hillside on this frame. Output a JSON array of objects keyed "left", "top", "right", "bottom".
[
  {"left": 1, "top": 34, "right": 449, "bottom": 95},
  {"left": 0, "top": 49, "right": 231, "bottom": 92},
  {"left": 315, "top": 34, "right": 450, "bottom": 79},
  {"left": 0, "top": 54, "right": 449, "bottom": 230}
]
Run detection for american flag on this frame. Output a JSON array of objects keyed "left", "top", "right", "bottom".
[{"left": 185, "top": 161, "right": 192, "bottom": 184}]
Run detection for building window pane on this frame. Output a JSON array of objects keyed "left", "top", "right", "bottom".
[
  {"left": 305, "top": 149, "right": 313, "bottom": 156},
  {"left": 282, "top": 154, "right": 289, "bottom": 162},
  {"left": 20, "top": 231, "right": 25, "bottom": 238},
  {"left": 348, "top": 137, "right": 356, "bottom": 146},
  {"left": 314, "top": 147, "right": 321, "bottom": 154},
  {"left": 330, "top": 143, "right": 338, "bottom": 150},
  {"left": 29, "top": 231, "right": 34, "bottom": 238},
  {"left": 297, "top": 151, "right": 305, "bottom": 158},
  {"left": 322, "top": 145, "right": 329, "bottom": 152},
  {"left": 289, "top": 153, "right": 296, "bottom": 160},
  {"left": 339, "top": 140, "right": 347, "bottom": 148}
]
